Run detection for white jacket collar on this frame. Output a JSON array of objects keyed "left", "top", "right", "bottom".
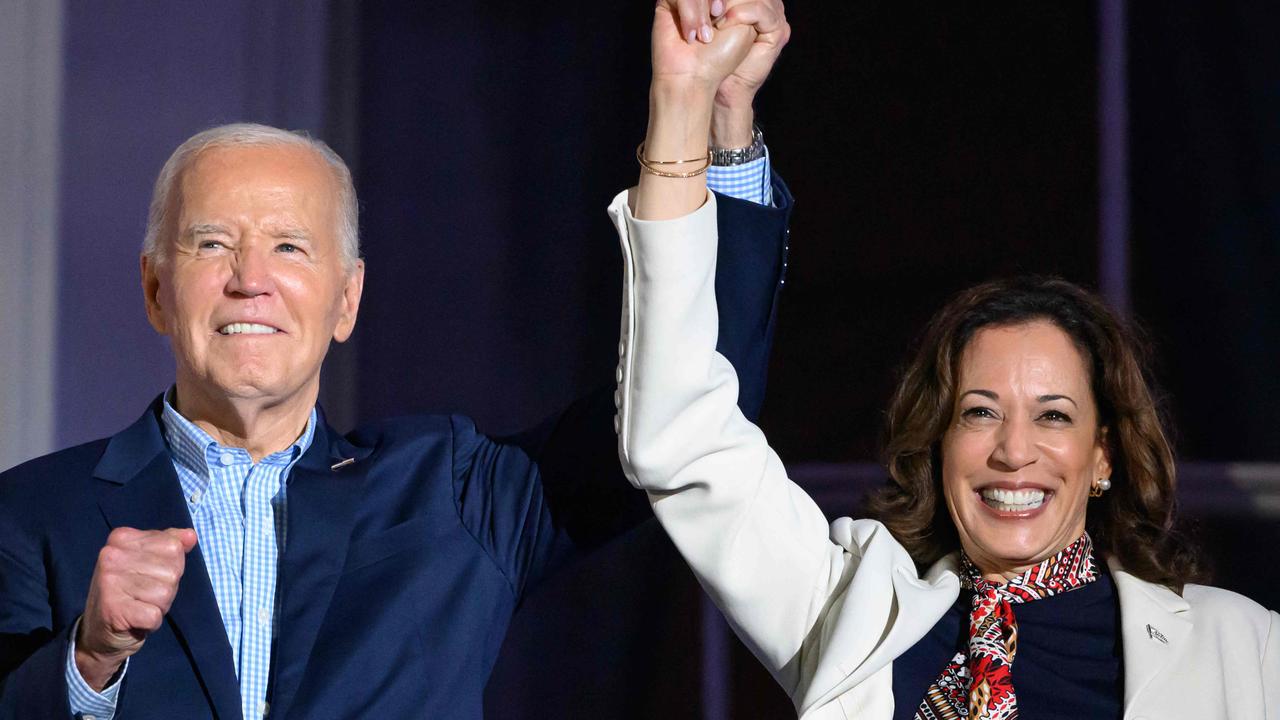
[{"left": 1107, "top": 558, "right": 1193, "bottom": 713}]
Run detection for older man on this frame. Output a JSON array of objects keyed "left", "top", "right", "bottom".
[{"left": 0, "top": 3, "right": 791, "bottom": 719}]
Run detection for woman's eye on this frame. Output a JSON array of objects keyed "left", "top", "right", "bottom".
[
  {"left": 961, "top": 406, "right": 997, "bottom": 420},
  {"left": 1039, "top": 410, "right": 1073, "bottom": 424},
  {"left": 198, "top": 240, "right": 224, "bottom": 250}
]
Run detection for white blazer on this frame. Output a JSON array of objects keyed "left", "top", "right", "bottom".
[{"left": 608, "top": 190, "right": 1280, "bottom": 720}]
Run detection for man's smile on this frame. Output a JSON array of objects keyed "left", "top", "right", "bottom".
[{"left": 217, "top": 322, "right": 281, "bottom": 335}]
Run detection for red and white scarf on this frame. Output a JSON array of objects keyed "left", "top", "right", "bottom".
[{"left": 915, "top": 533, "right": 1097, "bottom": 719}]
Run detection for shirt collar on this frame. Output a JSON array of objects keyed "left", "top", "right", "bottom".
[{"left": 160, "top": 388, "right": 318, "bottom": 493}]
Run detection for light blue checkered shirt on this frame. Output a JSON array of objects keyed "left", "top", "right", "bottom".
[
  {"left": 66, "top": 395, "right": 315, "bottom": 720},
  {"left": 65, "top": 153, "right": 769, "bottom": 720},
  {"left": 707, "top": 151, "right": 773, "bottom": 206}
]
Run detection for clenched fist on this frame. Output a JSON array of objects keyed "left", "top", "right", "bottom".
[{"left": 74, "top": 527, "right": 197, "bottom": 690}]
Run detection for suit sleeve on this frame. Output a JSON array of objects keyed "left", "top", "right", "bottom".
[
  {"left": 452, "top": 174, "right": 793, "bottom": 596},
  {"left": 711, "top": 172, "right": 793, "bottom": 419},
  {"left": 0, "top": 511, "right": 75, "bottom": 720},
  {"left": 449, "top": 416, "right": 568, "bottom": 599}
]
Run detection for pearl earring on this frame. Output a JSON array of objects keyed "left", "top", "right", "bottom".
[{"left": 1090, "top": 477, "right": 1111, "bottom": 497}]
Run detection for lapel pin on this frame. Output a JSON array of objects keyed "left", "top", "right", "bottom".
[
  {"left": 330, "top": 458, "right": 355, "bottom": 471},
  {"left": 1146, "top": 623, "right": 1168, "bottom": 644}
]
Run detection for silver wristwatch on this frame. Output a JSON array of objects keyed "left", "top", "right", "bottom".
[{"left": 710, "top": 125, "right": 765, "bottom": 166}]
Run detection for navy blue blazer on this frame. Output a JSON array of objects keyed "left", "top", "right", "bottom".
[{"left": 0, "top": 183, "right": 793, "bottom": 720}]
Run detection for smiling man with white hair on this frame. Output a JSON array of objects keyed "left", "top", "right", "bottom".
[
  {"left": 140, "top": 128, "right": 364, "bottom": 462},
  {"left": 0, "top": 1, "right": 794, "bottom": 717}
]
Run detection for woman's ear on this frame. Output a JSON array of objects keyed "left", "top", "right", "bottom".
[{"left": 1095, "top": 426, "right": 1114, "bottom": 482}]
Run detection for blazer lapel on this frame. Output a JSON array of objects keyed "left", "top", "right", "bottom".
[
  {"left": 94, "top": 400, "right": 243, "bottom": 720},
  {"left": 269, "top": 417, "right": 371, "bottom": 720},
  {"left": 1109, "top": 561, "right": 1192, "bottom": 716}
]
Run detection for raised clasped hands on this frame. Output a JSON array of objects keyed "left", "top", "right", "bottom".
[
  {"left": 655, "top": 0, "right": 790, "bottom": 144},
  {"left": 637, "top": 0, "right": 789, "bottom": 220},
  {"left": 653, "top": 0, "right": 756, "bottom": 95}
]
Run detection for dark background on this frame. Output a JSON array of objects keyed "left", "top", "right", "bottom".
[{"left": 38, "top": 0, "right": 1280, "bottom": 717}]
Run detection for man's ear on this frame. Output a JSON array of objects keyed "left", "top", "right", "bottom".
[
  {"left": 332, "top": 259, "right": 365, "bottom": 343},
  {"left": 141, "top": 253, "right": 168, "bottom": 334}
]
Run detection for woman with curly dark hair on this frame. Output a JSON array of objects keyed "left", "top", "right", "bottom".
[
  {"left": 611, "top": 43, "right": 1280, "bottom": 714},
  {"left": 867, "top": 277, "right": 1205, "bottom": 591}
]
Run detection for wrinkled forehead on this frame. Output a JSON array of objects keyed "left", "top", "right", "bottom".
[{"left": 171, "top": 144, "right": 341, "bottom": 242}]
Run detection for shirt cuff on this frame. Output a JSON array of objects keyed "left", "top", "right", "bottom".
[
  {"left": 66, "top": 617, "right": 125, "bottom": 720},
  {"left": 705, "top": 148, "right": 773, "bottom": 207}
]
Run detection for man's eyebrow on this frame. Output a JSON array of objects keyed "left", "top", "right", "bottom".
[
  {"left": 187, "top": 223, "right": 231, "bottom": 236},
  {"left": 271, "top": 227, "right": 313, "bottom": 241}
]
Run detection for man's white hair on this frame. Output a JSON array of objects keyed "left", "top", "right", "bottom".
[{"left": 141, "top": 123, "right": 360, "bottom": 270}]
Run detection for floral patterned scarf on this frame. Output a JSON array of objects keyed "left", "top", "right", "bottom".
[{"left": 914, "top": 533, "right": 1097, "bottom": 719}]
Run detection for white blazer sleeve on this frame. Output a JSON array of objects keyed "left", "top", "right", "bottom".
[
  {"left": 608, "top": 190, "right": 962, "bottom": 717},
  {"left": 1266, "top": 611, "right": 1280, "bottom": 719},
  {"left": 609, "top": 189, "right": 843, "bottom": 699}
]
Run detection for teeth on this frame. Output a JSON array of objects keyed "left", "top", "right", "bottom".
[
  {"left": 980, "top": 487, "right": 1046, "bottom": 511},
  {"left": 218, "top": 322, "right": 278, "bottom": 335}
]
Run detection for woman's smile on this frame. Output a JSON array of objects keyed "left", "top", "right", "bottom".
[{"left": 977, "top": 486, "right": 1051, "bottom": 514}]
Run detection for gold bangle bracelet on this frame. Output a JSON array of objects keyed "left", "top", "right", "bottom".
[{"left": 636, "top": 142, "right": 711, "bottom": 178}]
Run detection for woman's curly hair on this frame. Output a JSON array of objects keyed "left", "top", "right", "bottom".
[{"left": 865, "top": 276, "right": 1206, "bottom": 591}]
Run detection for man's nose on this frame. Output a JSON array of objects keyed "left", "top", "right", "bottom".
[
  {"left": 226, "top": 246, "right": 276, "bottom": 297},
  {"left": 990, "top": 415, "right": 1038, "bottom": 470}
]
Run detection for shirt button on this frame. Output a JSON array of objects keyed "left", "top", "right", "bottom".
[
  {"left": 617, "top": 341, "right": 625, "bottom": 357},
  {"left": 219, "top": 451, "right": 235, "bottom": 466},
  {"left": 258, "top": 700, "right": 270, "bottom": 717},
  {"left": 84, "top": 716, "right": 97, "bottom": 720},
  {"left": 613, "top": 390, "right": 621, "bottom": 408},
  {"left": 615, "top": 366, "right": 623, "bottom": 383},
  {"left": 189, "top": 489, "right": 203, "bottom": 504},
  {"left": 613, "top": 416, "right": 620, "bottom": 433},
  {"left": 257, "top": 607, "right": 271, "bottom": 625}
]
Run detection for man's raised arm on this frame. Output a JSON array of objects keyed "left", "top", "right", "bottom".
[{"left": 453, "top": 0, "right": 792, "bottom": 599}]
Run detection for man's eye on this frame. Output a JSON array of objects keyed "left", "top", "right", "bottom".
[
  {"left": 276, "top": 243, "right": 299, "bottom": 253},
  {"left": 198, "top": 240, "right": 225, "bottom": 250}
]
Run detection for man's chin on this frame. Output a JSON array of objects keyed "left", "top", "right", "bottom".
[
  {"left": 175, "top": 360, "right": 322, "bottom": 410},
  {"left": 199, "top": 374, "right": 310, "bottom": 406}
]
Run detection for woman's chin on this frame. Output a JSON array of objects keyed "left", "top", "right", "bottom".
[
  {"left": 964, "top": 517, "right": 1072, "bottom": 573},
  {"left": 956, "top": 488, "right": 1089, "bottom": 577}
]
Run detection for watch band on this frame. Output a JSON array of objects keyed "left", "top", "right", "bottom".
[{"left": 710, "top": 125, "right": 765, "bottom": 166}]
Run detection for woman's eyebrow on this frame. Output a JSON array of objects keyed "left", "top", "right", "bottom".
[
  {"left": 1038, "top": 394, "right": 1079, "bottom": 408},
  {"left": 959, "top": 389, "right": 1080, "bottom": 409}
]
